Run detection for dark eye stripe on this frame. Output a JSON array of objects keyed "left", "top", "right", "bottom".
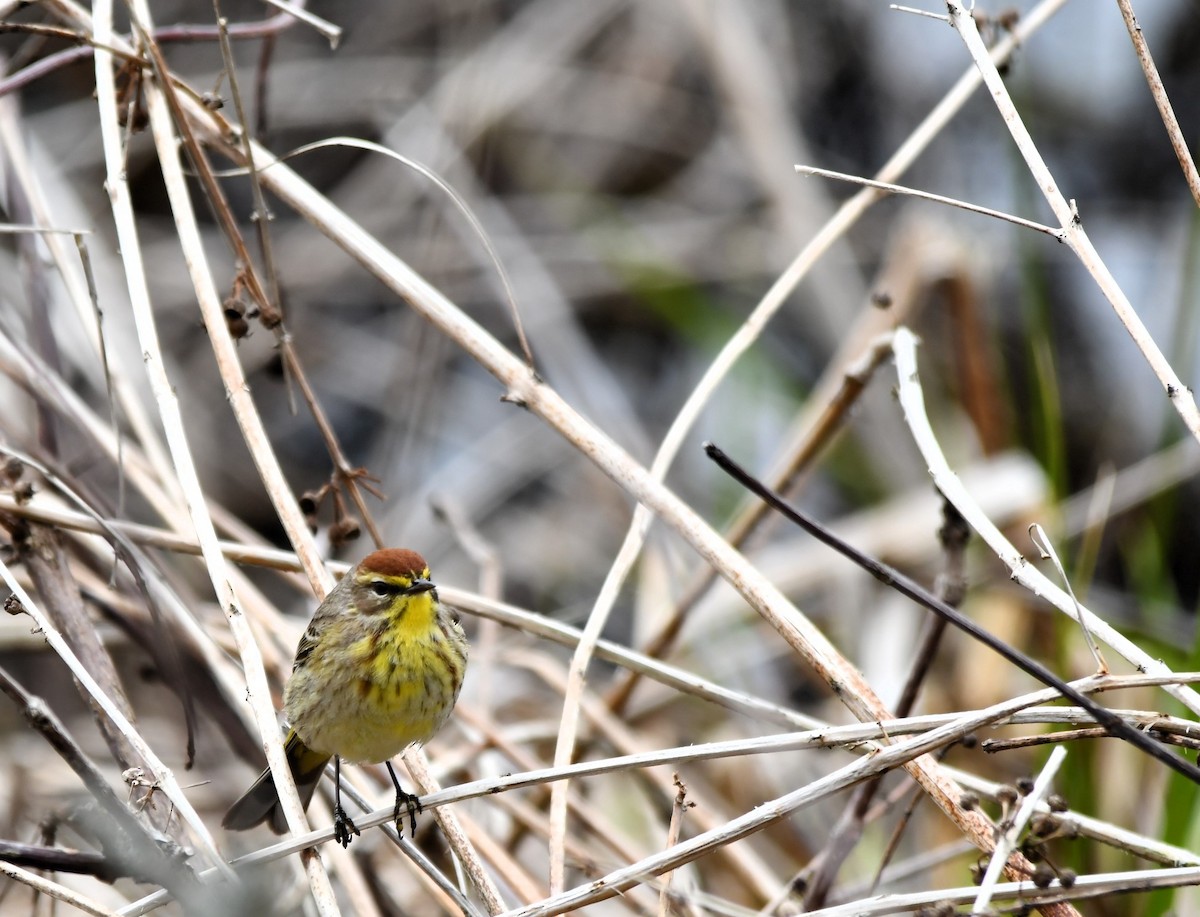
[{"left": 370, "top": 581, "right": 402, "bottom": 597}]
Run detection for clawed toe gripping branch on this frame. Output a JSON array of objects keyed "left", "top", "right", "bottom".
[
  {"left": 331, "top": 757, "right": 360, "bottom": 849},
  {"left": 328, "top": 758, "right": 424, "bottom": 849},
  {"left": 386, "top": 761, "right": 423, "bottom": 838}
]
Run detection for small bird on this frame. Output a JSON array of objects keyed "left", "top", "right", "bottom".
[{"left": 223, "top": 548, "right": 468, "bottom": 848}]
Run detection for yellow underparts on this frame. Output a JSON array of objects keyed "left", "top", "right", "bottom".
[{"left": 285, "top": 590, "right": 463, "bottom": 764}]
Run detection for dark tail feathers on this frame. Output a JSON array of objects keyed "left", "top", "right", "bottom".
[{"left": 222, "top": 729, "right": 329, "bottom": 834}]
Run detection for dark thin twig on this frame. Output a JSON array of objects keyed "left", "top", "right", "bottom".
[
  {"left": 799, "top": 500, "right": 968, "bottom": 911},
  {"left": 703, "top": 441, "right": 1200, "bottom": 786},
  {"left": 137, "top": 24, "right": 387, "bottom": 546},
  {"left": 0, "top": 838, "right": 148, "bottom": 883},
  {"left": 73, "top": 234, "right": 127, "bottom": 521},
  {"left": 984, "top": 728, "right": 1200, "bottom": 754},
  {"left": 0, "top": 12, "right": 304, "bottom": 99},
  {"left": 253, "top": 30, "right": 277, "bottom": 137},
  {"left": 863, "top": 502, "right": 971, "bottom": 896},
  {"left": 213, "top": 0, "right": 282, "bottom": 314}
]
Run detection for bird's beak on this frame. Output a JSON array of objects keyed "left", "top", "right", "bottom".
[{"left": 404, "top": 578, "right": 435, "bottom": 595}]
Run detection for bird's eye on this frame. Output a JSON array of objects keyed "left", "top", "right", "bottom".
[{"left": 370, "top": 581, "right": 397, "bottom": 598}]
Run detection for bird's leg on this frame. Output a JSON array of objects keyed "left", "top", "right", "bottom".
[
  {"left": 386, "top": 761, "right": 423, "bottom": 836},
  {"left": 332, "top": 756, "right": 360, "bottom": 848}
]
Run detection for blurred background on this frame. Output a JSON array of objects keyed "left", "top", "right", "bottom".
[{"left": 1, "top": 0, "right": 1199, "bottom": 913}]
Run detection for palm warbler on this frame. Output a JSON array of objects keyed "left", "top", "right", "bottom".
[{"left": 223, "top": 548, "right": 468, "bottom": 847}]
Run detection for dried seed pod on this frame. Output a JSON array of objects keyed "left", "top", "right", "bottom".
[
  {"left": 3, "top": 456, "right": 24, "bottom": 481},
  {"left": 329, "top": 516, "right": 362, "bottom": 548},
  {"left": 224, "top": 297, "right": 250, "bottom": 340},
  {"left": 1028, "top": 813, "right": 1057, "bottom": 838},
  {"left": 299, "top": 491, "right": 321, "bottom": 517}
]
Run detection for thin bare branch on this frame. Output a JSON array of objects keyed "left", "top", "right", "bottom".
[
  {"left": 1114, "top": 0, "right": 1200, "bottom": 208},
  {"left": 795, "top": 164, "right": 1064, "bottom": 238}
]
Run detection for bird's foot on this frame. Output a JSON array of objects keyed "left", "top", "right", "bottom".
[
  {"left": 333, "top": 804, "right": 360, "bottom": 849},
  {"left": 392, "top": 790, "right": 423, "bottom": 837}
]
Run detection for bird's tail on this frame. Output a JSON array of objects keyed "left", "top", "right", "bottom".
[{"left": 222, "top": 728, "right": 331, "bottom": 834}]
